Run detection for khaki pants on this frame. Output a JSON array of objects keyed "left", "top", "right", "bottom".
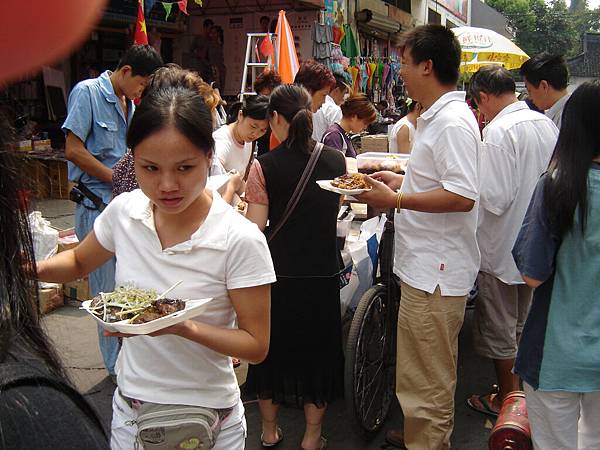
[{"left": 396, "top": 281, "right": 467, "bottom": 450}]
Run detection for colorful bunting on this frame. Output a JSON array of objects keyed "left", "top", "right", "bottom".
[
  {"left": 144, "top": 0, "right": 199, "bottom": 20},
  {"left": 145, "top": 0, "right": 158, "bottom": 13},
  {"left": 177, "top": 0, "right": 189, "bottom": 14},
  {"left": 162, "top": 2, "right": 173, "bottom": 20}
]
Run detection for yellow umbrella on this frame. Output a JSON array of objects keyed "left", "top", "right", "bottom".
[
  {"left": 452, "top": 26, "right": 529, "bottom": 71},
  {"left": 459, "top": 55, "right": 503, "bottom": 74}
]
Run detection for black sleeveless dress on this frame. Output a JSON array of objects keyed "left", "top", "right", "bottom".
[{"left": 245, "top": 142, "right": 346, "bottom": 407}]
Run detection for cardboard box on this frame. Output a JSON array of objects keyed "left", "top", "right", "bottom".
[
  {"left": 39, "top": 284, "right": 64, "bottom": 314},
  {"left": 63, "top": 278, "right": 90, "bottom": 301},
  {"left": 359, "top": 134, "right": 389, "bottom": 153},
  {"left": 57, "top": 228, "right": 79, "bottom": 252}
]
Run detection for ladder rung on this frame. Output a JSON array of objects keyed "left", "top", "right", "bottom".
[{"left": 247, "top": 62, "right": 270, "bottom": 67}]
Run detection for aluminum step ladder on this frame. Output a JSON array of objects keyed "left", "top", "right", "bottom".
[{"left": 239, "top": 32, "right": 278, "bottom": 101}]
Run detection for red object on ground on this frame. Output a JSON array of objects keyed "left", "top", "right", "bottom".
[
  {"left": 489, "top": 391, "right": 533, "bottom": 450},
  {"left": 134, "top": 0, "right": 148, "bottom": 45}
]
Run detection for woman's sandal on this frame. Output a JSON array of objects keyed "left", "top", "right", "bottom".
[
  {"left": 300, "top": 436, "right": 327, "bottom": 450},
  {"left": 261, "top": 426, "right": 284, "bottom": 448}
]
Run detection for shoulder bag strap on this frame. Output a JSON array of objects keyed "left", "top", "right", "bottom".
[
  {"left": 267, "top": 143, "right": 324, "bottom": 243},
  {"left": 243, "top": 141, "right": 257, "bottom": 181}
]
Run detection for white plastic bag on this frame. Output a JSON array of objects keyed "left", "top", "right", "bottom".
[
  {"left": 29, "top": 211, "right": 59, "bottom": 261},
  {"left": 339, "top": 214, "right": 387, "bottom": 316}
]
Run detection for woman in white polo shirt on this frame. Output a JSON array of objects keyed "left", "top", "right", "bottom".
[
  {"left": 37, "top": 86, "right": 276, "bottom": 449},
  {"left": 214, "top": 95, "right": 270, "bottom": 175}
]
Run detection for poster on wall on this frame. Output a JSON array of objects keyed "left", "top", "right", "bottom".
[{"left": 437, "top": 0, "right": 468, "bottom": 23}]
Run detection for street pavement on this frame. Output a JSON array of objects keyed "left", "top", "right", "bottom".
[{"left": 39, "top": 199, "right": 496, "bottom": 449}]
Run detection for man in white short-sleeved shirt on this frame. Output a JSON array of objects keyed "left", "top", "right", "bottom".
[
  {"left": 359, "top": 25, "right": 481, "bottom": 450},
  {"left": 466, "top": 66, "right": 558, "bottom": 417}
]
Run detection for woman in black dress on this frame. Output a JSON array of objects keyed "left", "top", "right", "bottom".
[{"left": 245, "top": 84, "right": 346, "bottom": 450}]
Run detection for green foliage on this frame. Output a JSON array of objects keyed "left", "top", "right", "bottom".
[{"left": 486, "top": 0, "right": 600, "bottom": 57}]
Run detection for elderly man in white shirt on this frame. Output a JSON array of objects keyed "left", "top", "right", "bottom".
[
  {"left": 359, "top": 25, "right": 480, "bottom": 450},
  {"left": 311, "top": 74, "right": 349, "bottom": 141},
  {"left": 466, "top": 66, "right": 559, "bottom": 417},
  {"left": 520, "top": 53, "right": 571, "bottom": 128}
]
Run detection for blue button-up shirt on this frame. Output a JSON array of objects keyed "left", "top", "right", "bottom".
[{"left": 62, "top": 70, "right": 134, "bottom": 205}]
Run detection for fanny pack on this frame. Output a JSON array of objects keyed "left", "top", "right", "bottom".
[{"left": 121, "top": 392, "right": 231, "bottom": 450}]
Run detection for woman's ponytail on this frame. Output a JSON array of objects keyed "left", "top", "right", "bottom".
[
  {"left": 268, "top": 84, "right": 315, "bottom": 154},
  {"left": 287, "top": 108, "right": 313, "bottom": 153}
]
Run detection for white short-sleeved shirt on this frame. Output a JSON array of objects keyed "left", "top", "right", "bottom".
[
  {"left": 394, "top": 91, "right": 481, "bottom": 296},
  {"left": 213, "top": 125, "right": 253, "bottom": 174},
  {"left": 388, "top": 116, "right": 415, "bottom": 153},
  {"left": 93, "top": 189, "right": 276, "bottom": 411},
  {"left": 478, "top": 101, "right": 558, "bottom": 284},
  {"left": 312, "top": 96, "right": 342, "bottom": 141}
]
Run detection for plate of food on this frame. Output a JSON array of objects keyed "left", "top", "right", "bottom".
[
  {"left": 81, "top": 284, "right": 212, "bottom": 335},
  {"left": 317, "top": 173, "right": 372, "bottom": 195}
]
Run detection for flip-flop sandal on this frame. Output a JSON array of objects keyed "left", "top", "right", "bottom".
[
  {"left": 300, "top": 436, "right": 327, "bottom": 450},
  {"left": 261, "top": 426, "right": 283, "bottom": 448},
  {"left": 467, "top": 393, "right": 500, "bottom": 418}
]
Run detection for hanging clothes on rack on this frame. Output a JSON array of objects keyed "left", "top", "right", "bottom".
[
  {"left": 312, "top": 21, "right": 334, "bottom": 67},
  {"left": 340, "top": 24, "right": 359, "bottom": 58}
]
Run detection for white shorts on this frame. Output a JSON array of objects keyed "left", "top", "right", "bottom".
[{"left": 110, "top": 390, "right": 247, "bottom": 450}]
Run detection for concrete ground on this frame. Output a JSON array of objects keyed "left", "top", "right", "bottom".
[{"left": 36, "top": 199, "right": 496, "bottom": 449}]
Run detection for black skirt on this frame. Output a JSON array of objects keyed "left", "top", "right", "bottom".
[{"left": 245, "top": 276, "right": 344, "bottom": 408}]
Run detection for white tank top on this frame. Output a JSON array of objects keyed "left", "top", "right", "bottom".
[{"left": 388, "top": 117, "right": 415, "bottom": 153}]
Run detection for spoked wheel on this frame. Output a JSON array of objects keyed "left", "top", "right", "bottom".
[{"left": 344, "top": 284, "right": 396, "bottom": 439}]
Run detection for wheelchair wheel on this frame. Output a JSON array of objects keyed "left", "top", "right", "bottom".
[{"left": 344, "top": 284, "right": 396, "bottom": 439}]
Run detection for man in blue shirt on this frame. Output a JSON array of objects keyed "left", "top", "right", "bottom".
[{"left": 62, "top": 45, "right": 162, "bottom": 378}]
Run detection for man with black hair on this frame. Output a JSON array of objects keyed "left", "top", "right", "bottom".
[
  {"left": 467, "top": 66, "right": 558, "bottom": 418},
  {"left": 62, "top": 44, "right": 162, "bottom": 379},
  {"left": 520, "top": 53, "right": 570, "bottom": 128},
  {"left": 312, "top": 73, "right": 349, "bottom": 141},
  {"left": 359, "top": 25, "right": 481, "bottom": 449}
]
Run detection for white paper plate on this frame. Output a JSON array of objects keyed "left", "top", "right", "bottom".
[
  {"left": 82, "top": 298, "right": 212, "bottom": 335},
  {"left": 316, "top": 179, "right": 372, "bottom": 196}
]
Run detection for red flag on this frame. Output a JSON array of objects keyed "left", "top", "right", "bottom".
[
  {"left": 258, "top": 36, "right": 274, "bottom": 57},
  {"left": 134, "top": 0, "right": 148, "bottom": 45},
  {"left": 177, "top": 0, "right": 189, "bottom": 15}
]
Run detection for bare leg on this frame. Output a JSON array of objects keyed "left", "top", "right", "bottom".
[
  {"left": 258, "top": 399, "right": 281, "bottom": 444},
  {"left": 301, "top": 403, "right": 327, "bottom": 450},
  {"left": 493, "top": 358, "right": 521, "bottom": 409}
]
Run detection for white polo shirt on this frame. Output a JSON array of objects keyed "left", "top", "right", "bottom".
[
  {"left": 478, "top": 101, "right": 558, "bottom": 284},
  {"left": 395, "top": 91, "right": 481, "bottom": 296},
  {"left": 312, "top": 95, "right": 342, "bottom": 141},
  {"left": 93, "top": 189, "right": 275, "bottom": 411}
]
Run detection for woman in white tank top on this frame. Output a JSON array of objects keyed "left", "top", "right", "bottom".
[{"left": 389, "top": 100, "right": 421, "bottom": 153}]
